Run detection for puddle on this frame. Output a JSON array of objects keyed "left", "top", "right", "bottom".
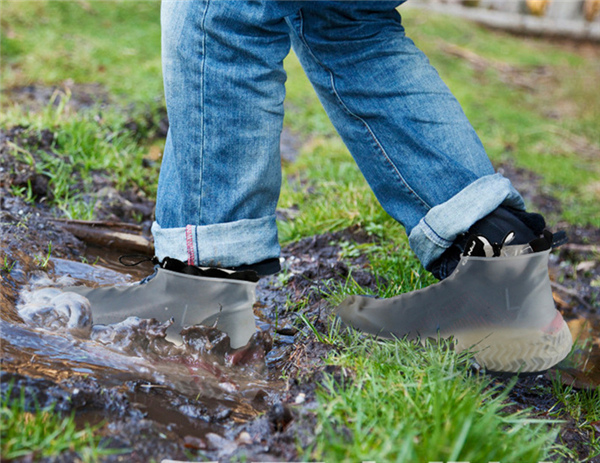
[
  {"left": 2, "top": 255, "right": 283, "bottom": 451},
  {"left": 0, "top": 220, "right": 387, "bottom": 460}
]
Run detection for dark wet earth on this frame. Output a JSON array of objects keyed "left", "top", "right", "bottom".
[{"left": 1, "top": 93, "right": 599, "bottom": 462}]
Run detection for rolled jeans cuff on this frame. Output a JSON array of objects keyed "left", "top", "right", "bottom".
[
  {"left": 151, "top": 215, "right": 280, "bottom": 268},
  {"left": 408, "top": 173, "right": 526, "bottom": 270}
]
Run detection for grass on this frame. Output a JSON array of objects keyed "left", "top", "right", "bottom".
[
  {"left": 0, "top": 384, "right": 120, "bottom": 462},
  {"left": 33, "top": 241, "right": 52, "bottom": 268},
  {"left": 1, "top": 1, "right": 599, "bottom": 461},
  {"left": 0, "top": 93, "right": 160, "bottom": 219},
  {"left": 308, "top": 336, "right": 560, "bottom": 462},
  {"left": 1, "top": 254, "right": 16, "bottom": 273},
  {"left": 1, "top": 0, "right": 162, "bottom": 104},
  {"left": 549, "top": 374, "right": 600, "bottom": 461}
]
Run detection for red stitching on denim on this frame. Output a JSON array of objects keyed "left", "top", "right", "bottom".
[{"left": 186, "top": 225, "right": 195, "bottom": 265}]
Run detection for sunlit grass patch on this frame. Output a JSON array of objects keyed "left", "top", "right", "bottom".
[{"left": 1, "top": 0, "right": 162, "bottom": 104}]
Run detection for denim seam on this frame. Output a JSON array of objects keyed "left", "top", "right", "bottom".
[
  {"left": 198, "top": 0, "right": 210, "bottom": 226},
  {"left": 421, "top": 219, "right": 453, "bottom": 248},
  {"left": 194, "top": 225, "right": 200, "bottom": 266},
  {"left": 294, "top": 10, "right": 431, "bottom": 212}
]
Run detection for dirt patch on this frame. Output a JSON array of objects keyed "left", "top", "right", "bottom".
[
  {"left": 440, "top": 42, "right": 558, "bottom": 92},
  {"left": 0, "top": 125, "right": 58, "bottom": 201},
  {"left": 496, "top": 374, "right": 600, "bottom": 463},
  {"left": 0, "top": 123, "right": 157, "bottom": 226}
]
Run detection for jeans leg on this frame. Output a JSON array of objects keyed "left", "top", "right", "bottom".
[
  {"left": 285, "top": 2, "right": 525, "bottom": 269},
  {"left": 154, "top": 0, "right": 291, "bottom": 268}
]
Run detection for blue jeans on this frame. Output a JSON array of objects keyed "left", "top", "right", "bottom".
[{"left": 153, "top": 0, "right": 525, "bottom": 271}]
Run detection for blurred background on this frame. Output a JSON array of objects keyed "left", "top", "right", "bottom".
[{"left": 1, "top": 2, "right": 599, "bottom": 462}]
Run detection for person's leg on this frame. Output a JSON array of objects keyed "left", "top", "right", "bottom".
[
  {"left": 154, "top": 0, "right": 292, "bottom": 272},
  {"left": 284, "top": 2, "right": 527, "bottom": 272}
]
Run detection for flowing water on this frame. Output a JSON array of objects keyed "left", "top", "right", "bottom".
[{"left": 1, "top": 254, "right": 283, "bottom": 440}]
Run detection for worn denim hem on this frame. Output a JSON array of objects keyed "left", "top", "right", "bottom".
[
  {"left": 408, "top": 173, "right": 526, "bottom": 269},
  {"left": 151, "top": 215, "right": 280, "bottom": 268}
]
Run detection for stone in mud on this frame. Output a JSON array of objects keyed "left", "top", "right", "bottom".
[
  {"left": 183, "top": 434, "right": 207, "bottom": 450},
  {"left": 267, "top": 402, "right": 294, "bottom": 432},
  {"left": 204, "top": 432, "right": 237, "bottom": 454},
  {"left": 212, "top": 405, "right": 233, "bottom": 422},
  {"left": 11, "top": 168, "right": 54, "bottom": 200},
  {"left": 178, "top": 403, "right": 209, "bottom": 420}
]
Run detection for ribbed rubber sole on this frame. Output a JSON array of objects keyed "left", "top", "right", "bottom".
[{"left": 454, "top": 311, "right": 573, "bottom": 374}]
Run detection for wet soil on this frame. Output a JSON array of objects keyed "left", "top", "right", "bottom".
[
  {"left": 495, "top": 374, "right": 599, "bottom": 463},
  {"left": 1, "top": 89, "right": 599, "bottom": 461}
]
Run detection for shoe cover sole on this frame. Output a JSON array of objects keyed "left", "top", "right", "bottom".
[{"left": 454, "top": 310, "right": 573, "bottom": 374}]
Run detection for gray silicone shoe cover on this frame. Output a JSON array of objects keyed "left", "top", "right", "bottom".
[
  {"left": 66, "top": 268, "right": 257, "bottom": 349},
  {"left": 337, "top": 245, "right": 572, "bottom": 373}
]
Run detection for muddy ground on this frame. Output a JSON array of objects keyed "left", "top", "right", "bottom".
[{"left": 1, "top": 89, "right": 599, "bottom": 462}]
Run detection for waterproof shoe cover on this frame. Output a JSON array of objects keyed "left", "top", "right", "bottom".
[
  {"left": 66, "top": 268, "right": 257, "bottom": 349},
  {"left": 336, "top": 234, "right": 573, "bottom": 373}
]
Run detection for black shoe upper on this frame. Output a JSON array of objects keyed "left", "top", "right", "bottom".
[
  {"left": 159, "top": 257, "right": 261, "bottom": 282},
  {"left": 119, "top": 254, "right": 280, "bottom": 283},
  {"left": 428, "top": 206, "right": 551, "bottom": 280}
]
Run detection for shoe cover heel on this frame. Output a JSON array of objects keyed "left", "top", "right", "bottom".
[{"left": 455, "top": 313, "right": 572, "bottom": 373}]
